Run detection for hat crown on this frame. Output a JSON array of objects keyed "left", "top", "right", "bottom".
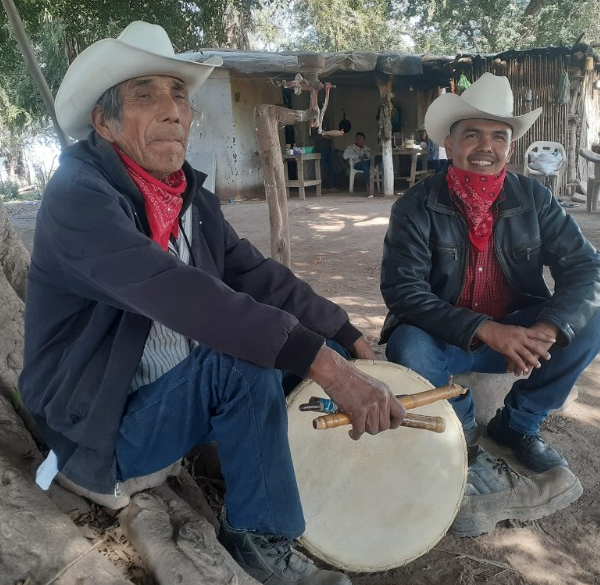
[
  {"left": 117, "top": 21, "right": 175, "bottom": 57},
  {"left": 460, "top": 73, "right": 514, "bottom": 118}
]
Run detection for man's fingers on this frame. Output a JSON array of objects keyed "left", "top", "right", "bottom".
[{"left": 348, "top": 415, "right": 365, "bottom": 441}]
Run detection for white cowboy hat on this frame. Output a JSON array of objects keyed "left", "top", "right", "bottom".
[
  {"left": 55, "top": 21, "right": 223, "bottom": 140},
  {"left": 424, "top": 73, "right": 542, "bottom": 146}
]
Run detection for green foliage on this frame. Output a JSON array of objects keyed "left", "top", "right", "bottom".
[
  {"left": 0, "top": 0, "right": 259, "bottom": 182},
  {"left": 251, "top": 0, "right": 411, "bottom": 52},
  {"left": 0, "top": 179, "right": 20, "bottom": 200},
  {"left": 399, "top": 0, "right": 600, "bottom": 54}
]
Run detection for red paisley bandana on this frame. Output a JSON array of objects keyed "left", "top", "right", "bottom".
[
  {"left": 446, "top": 165, "right": 506, "bottom": 251},
  {"left": 114, "top": 145, "right": 187, "bottom": 251}
]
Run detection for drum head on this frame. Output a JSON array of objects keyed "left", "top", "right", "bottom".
[{"left": 287, "top": 360, "right": 467, "bottom": 572}]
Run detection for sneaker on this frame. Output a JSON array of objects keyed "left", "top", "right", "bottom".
[
  {"left": 218, "top": 515, "right": 351, "bottom": 584},
  {"left": 487, "top": 408, "right": 568, "bottom": 472},
  {"left": 449, "top": 446, "right": 582, "bottom": 537},
  {"left": 462, "top": 422, "right": 481, "bottom": 446}
]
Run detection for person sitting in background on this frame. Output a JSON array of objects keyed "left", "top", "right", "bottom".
[
  {"left": 417, "top": 124, "right": 445, "bottom": 172},
  {"left": 343, "top": 132, "right": 373, "bottom": 195}
]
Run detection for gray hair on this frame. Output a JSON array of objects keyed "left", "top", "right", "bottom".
[{"left": 95, "top": 84, "right": 122, "bottom": 127}]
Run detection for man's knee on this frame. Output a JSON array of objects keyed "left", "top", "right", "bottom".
[{"left": 385, "top": 324, "right": 438, "bottom": 366}]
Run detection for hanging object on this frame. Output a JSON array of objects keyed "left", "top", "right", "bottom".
[
  {"left": 557, "top": 70, "right": 570, "bottom": 104},
  {"left": 456, "top": 74, "right": 471, "bottom": 94},
  {"left": 338, "top": 111, "right": 352, "bottom": 133}
]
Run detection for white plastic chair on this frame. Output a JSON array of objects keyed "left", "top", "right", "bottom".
[
  {"left": 523, "top": 141, "right": 566, "bottom": 195},
  {"left": 346, "top": 156, "right": 364, "bottom": 193},
  {"left": 345, "top": 156, "right": 381, "bottom": 193}
]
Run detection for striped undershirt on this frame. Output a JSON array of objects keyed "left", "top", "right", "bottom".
[{"left": 130, "top": 207, "right": 197, "bottom": 392}]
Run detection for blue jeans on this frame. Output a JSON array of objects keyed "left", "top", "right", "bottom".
[
  {"left": 353, "top": 160, "right": 370, "bottom": 186},
  {"left": 385, "top": 303, "right": 600, "bottom": 435},
  {"left": 115, "top": 344, "right": 305, "bottom": 538}
]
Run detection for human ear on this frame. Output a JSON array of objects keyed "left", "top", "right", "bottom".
[{"left": 91, "top": 105, "right": 117, "bottom": 142}]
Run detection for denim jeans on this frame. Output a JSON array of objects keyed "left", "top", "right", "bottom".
[
  {"left": 385, "top": 302, "right": 600, "bottom": 435},
  {"left": 115, "top": 344, "right": 305, "bottom": 539},
  {"left": 353, "top": 160, "right": 371, "bottom": 186}
]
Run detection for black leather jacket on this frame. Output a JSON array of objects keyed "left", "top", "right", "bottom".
[{"left": 380, "top": 171, "right": 600, "bottom": 350}]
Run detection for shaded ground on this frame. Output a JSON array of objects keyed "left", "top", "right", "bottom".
[{"left": 7, "top": 191, "right": 600, "bottom": 585}]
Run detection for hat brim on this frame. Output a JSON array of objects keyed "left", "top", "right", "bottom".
[
  {"left": 56, "top": 38, "right": 222, "bottom": 140},
  {"left": 424, "top": 92, "right": 542, "bottom": 146}
]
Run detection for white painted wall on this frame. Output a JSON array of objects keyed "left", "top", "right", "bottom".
[{"left": 189, "top": 69, "right": 283, "bottom": 201}]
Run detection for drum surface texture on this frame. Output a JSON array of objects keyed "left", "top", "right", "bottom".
[{"left": 286, "top": 360, "right": 467, "bottom": 572}]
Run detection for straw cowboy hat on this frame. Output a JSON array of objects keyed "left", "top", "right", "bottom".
[
  {"left": 55, "top": 21, "right": 223, "bottom": 140},
  {"left": 424, "top": 73, "right": 542, "bottom": 146}
]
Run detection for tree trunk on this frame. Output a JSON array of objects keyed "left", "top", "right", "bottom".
[
  {"left": 254, "top": 104, "right": 316, "bottom": 267},
  {"left": 0, "top": 198, "right": 29, "bottom": 399}
]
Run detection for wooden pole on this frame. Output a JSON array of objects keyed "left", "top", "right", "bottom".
[
  {"left": 377, "top": 77, "right": 395, "bottom": 196},
  {"left": 1, "top": 0, "right": 70, "bottom": 150},
  {"left": 255, "top": 105, "right": 316, "bottom": 267}
]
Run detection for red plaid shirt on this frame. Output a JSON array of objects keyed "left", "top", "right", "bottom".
[{"left": 457, "top": 237, "right": 516, "bottom": 320}]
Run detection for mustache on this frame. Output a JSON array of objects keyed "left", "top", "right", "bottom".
[{"left": 148, "top": 129, "right": 187, "bottom": 142}]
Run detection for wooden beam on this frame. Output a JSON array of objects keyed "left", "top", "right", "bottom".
[{"left": 255, "top": 105, "right": 316, "bottom": 267}]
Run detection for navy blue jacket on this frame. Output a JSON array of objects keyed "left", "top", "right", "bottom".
[
  {"left": 380, "top": 170, "right": 600, "bottom": 349},
  {"left": 19, "top": 133, "right": 360, "bottom": 493}
]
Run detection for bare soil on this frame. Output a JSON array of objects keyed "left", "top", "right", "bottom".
[{"left": 7, "top": 192, "right": 600, "bottom": 585}]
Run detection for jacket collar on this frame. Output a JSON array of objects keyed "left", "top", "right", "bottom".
[
  {"left": 63, "top": 131, "right": 206, "bottom": 230},
  {"left": 425, "top": 169, "right": 534, "bottom": 217}
]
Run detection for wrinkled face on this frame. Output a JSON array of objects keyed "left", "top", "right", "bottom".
[
  {"left": 444, "top": 119, "right": 514, "bottom": 175},
  {"left": 92, "top": 75, "right": 193, "bottom": 179}
]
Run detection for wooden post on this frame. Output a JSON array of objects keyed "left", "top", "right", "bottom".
[
  {"left": 1, "top": 0, "right": 70, "bottom": 150},
  {"left": 377, "top": 77, "right": 395, "bottom": 196},
  {"left": 255, "top": 105, "right": 316, "bottom": 267}
]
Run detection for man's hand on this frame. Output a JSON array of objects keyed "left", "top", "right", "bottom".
[
  {"left": 475, "top": 320, "right": 558, "bottom": 376},
  {"left": 308, "top": 346, "right": 406, "bottom": 440},
  {"left": 350, "top": 336, "right": 378, "bottom": 360}
]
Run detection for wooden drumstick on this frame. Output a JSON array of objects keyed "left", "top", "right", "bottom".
[
  {"left": 313, "top": 411, "right": 445, "bottom": 433},
  {"left": 312, "top": 383, "right": 466, "bottom": 432}
]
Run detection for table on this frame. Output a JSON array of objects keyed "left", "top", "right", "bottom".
[
  {"left": 369, "top": 147, "right": 429, "bottom": 194},
  {"left": 283, "top": 153, "right": 322, "bottom": 199}
]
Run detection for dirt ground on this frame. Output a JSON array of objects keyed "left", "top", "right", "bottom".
[{"left": 7, "top": 190, "right": 600, "bottom": 585}]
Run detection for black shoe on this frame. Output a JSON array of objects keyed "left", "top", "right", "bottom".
[
  {"left": 218, "top": 514, "right": 352, "bottom": 585},
  {"left": 449, "top": 446, "right": 582, "bottom": 537},
  {"left": 487, "top": 409, "right": 568, "bottom": 473},
  {"left": 462, "top": 422, "right": 481, "bottom": 447}
]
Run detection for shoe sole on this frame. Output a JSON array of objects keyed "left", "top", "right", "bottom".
[{"left": 449, "top": 475, "right": 583, "bottom": 537}]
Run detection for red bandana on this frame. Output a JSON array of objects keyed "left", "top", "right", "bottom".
[
  {"left": 446, "top": 165, "right": 506, "bottom": 252},
  {"left": 113, "top": 145, "right": 187, "bottom": 251}
]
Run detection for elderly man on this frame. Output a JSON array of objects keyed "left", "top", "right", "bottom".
[
  {"left": 381, "top": 73, "right": 600, "bottom": 536},
  {"left": 19, "top": 22, "right": 406, "bottom": 585}
]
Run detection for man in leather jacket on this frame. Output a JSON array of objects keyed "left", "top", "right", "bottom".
[{"left": 381, "top": 73, "right": 600, "bottom": 537}]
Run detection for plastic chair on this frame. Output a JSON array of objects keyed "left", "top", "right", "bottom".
[
  {"left": 345, "top": 156, "right": 381, "bottom": 193},
  {"left": 579, "top": 148, "right": 600, "bottom": 212},
  {"left": 523, "top": 141, "right": 566, "bottom": 195},
  {"left": 347, "top": 157, "right": 364, "bottom": 193}
]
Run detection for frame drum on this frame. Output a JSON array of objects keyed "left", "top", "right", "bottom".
[{"left": 286, "top": 360, "right": 467, "bottom": 572}]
